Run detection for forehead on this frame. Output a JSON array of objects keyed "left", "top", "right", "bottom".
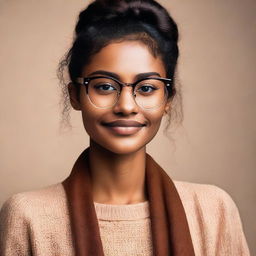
[{"left": 82, "top": 41, "right": 166, "bottom": 80}]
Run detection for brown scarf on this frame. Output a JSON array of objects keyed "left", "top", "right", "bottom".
[{"left": 62, "top": 147, "right": 195, "bottom": 255}]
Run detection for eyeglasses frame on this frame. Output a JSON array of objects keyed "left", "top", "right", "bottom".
[{"left": 75, "top": 75, "right": 172, "bottom": 109}]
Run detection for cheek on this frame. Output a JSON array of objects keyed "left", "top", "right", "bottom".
[
  {"left": 144, "top": 108, "right": 166, "bottom": 137},
  {"left": 79, "top": 90, "right": 99, "bottom": 135},
  {"left": 147, "top": 106, "right": 165, "bottom": 126},
  {"left": 81, "top": 109, "right": 100, "bottom": 136},
  {"left": 79, "top": 100, "right": 98, "bottom": 134}
]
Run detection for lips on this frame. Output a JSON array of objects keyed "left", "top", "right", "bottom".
[
  {"left": 102, "top": 120, "right": 146, "bottom": 127},
  {"left": 102, "top": 120, "right": 146, "bottom": 135}
]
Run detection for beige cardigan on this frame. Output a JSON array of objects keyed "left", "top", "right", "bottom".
[{"left": 0, "top": 181, "right": 250, "bottom": 255}]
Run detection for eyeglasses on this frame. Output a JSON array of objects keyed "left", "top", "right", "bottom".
[{"left": 76, "top": 75, "right": 172, "bottom": 110}]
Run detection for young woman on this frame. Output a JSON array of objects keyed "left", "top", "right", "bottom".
[{"left": 0, "top": 0, "right": 250, "bottom": 255}]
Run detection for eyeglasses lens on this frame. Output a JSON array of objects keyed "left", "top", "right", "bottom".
[{"left": 87, "top": 77, "right": 168, "bottom": 109}]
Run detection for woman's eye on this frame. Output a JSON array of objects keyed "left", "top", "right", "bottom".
[
  {"left": 137, "top": 85, "right": 156, "bottom": 93},
  {"left": 95, "top": 83, "right": 116, "bottom": 91}
]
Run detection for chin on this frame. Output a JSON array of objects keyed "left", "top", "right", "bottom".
[
  {"left": 107, "top": 145, "right": 145, "bottom": 155},
  {"left": 90, "top": 137, "right": 147, "bottom": 155}
]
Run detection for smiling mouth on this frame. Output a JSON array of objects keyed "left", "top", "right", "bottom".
[
  {"left": 101, "top": 120, "right": 146, "bottom": 135},
  {"left": 102, "top": 120, "right": 146, "bottom": 127},
  {"left": 103, "top": 126, "right": 145, "bottom": 135}
]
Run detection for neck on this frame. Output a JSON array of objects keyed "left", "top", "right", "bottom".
[{"left": 88, "top": 140, "right": 147, "bottom": 205}]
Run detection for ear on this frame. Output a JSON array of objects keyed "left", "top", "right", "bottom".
[
  {"left": 163, "top": 100, "right": 171, "bottom": 115},
  {"left": 68, "top": 82, "right": 81, "bottom": 110}
]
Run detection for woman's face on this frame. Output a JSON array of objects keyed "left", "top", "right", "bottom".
[{"left": 69, "top": 40, "right": 170, "bottom": 154}]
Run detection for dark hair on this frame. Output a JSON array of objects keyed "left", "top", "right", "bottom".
[{"left": 58, "top": 0, "right": 183, "bottom": 132}]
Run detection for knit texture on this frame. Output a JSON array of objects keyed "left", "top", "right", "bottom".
[
  {"left": 0, "top": 181, "right": 250, "bottom": 256},
  {"left": 94, "top": 201, "right": 153, "bottom": 255}
]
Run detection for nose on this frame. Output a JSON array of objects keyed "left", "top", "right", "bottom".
[{"left": 112, "top": 86, "right": 139, "bottom": 115}]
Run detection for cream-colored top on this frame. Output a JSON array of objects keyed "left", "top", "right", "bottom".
[
  {"left": 0, "top": 181, "right": 251, "bottom": 255},
  {"left": 94, "top": 201, "right": 152, "bottom": 255}
]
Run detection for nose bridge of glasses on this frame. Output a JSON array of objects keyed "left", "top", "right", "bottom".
[{"left": 117, "top": 81, "right": 136, "bottom": 96}]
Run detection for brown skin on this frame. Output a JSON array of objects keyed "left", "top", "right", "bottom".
[{"left": 69, "top": 41, "right": 171, "bottom": 204}]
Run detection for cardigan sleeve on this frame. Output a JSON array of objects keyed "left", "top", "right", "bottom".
[
  {"left": 220, "top": 189, "right": 251, "bottom": 255},
  {"left": 174, "top": 181, "right": 251, "bottom": 255},
  {"left": 0, "top": 194, "right": 32, "bottom": 256}
]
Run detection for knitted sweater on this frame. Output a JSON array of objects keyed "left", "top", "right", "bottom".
[{"left": 0, "top": 181, "right": 250, "bottom": 256}]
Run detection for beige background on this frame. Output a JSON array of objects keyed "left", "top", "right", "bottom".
[{"left": 0, "top": 0, "right": 255, "bottom": 254}]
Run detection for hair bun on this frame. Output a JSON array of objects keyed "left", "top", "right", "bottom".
[{"left": 75, "top": 0, "right": 177, "bottom": 41}]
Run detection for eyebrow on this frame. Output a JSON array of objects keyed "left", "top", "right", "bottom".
[{"left": 87, "top": 70, "right": 161, "bottom": 81}]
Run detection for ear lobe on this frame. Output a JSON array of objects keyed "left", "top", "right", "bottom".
[
  {"left": 68, "top": 82, "right": 81, "bottom": 110},
  {"left": 164, "top": 101, "right": 171, "bottom": 115}
]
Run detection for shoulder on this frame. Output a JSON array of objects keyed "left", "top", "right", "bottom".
[
  {"left": 173, "top": 180, "right": 241, "bottom": 226},
  {"left": 173, "top": 180, "right": 237, "bottom": 212},
  {"left": 174, "top": 180, "right": 231, "bottom": 198},
  {"left": 173, "top": 180, "right": 250, "bottom": 255},
  {"left": 0, "top": 183, "right": 66, "bottom": 223},
  {"left": 0, "top": 184, "right": 74, "bottom": 255}
]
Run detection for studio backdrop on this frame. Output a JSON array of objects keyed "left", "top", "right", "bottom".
[{"left": 0, "top": 0, "right": 255, "bottom": 254}]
